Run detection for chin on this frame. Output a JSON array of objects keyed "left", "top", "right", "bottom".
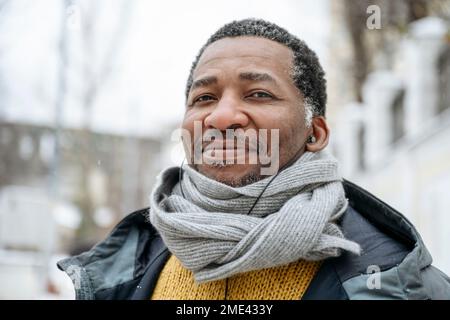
[{"left": 196, "top": 164, "right": 262, "bottom": 187}]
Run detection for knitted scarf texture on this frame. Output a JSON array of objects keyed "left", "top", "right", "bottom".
[{"left": 149, "top": 151, "right": 361, "bottom": 283}]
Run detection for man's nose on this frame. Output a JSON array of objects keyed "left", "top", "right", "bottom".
[{"left": 204, "top": 95, "right": 249, "bottom": 130}]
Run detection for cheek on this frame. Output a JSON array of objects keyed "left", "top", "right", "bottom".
[
  {"left": 181, "top": 114, "right": 198, "bottom": 153},
  {"left": 181, "top": 118, "right": 193, "bottom": 134},
  {"left": 181, "top": 109, "right": 205, "bottom": 139},
  {"left": 182, "top": 109, "right": 198, "bottom": 131},
  {"left": 182, "top": 106, "right": 212, "bottom": 128},
  {"left": 254, "top": 107, "right": 304, "bottom": 148},
  {"left": 274, "top": 113, "right": 306, "bottom": 161},
  {"left": 181, "top": 118, "right": 193, "bottom": 145},
  {"left": 181, "top": 109, "right": 211, "bottom": 156}
]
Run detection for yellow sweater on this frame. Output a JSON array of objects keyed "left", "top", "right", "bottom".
[{"left": 151, "top": 255, "right": 321, "bottom": 300}]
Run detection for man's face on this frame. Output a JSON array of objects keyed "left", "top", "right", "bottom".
[{"left": 182, "top": 36, "right": 310, "bottom": 187}]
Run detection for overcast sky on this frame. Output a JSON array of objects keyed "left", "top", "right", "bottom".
[{"left": 0, "top": 0, "right": 330, "bottom": 138}]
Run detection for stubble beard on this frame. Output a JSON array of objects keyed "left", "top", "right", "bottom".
[{"left": 193, "top": 162, "right": 263, "bottom": 187}]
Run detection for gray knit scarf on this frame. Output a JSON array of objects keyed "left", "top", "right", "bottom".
[{"left": 149, "top": 151, "right": 361, "bottom": 283}]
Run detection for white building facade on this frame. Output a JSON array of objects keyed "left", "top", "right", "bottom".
[{"left": 334, "top": 17, "right": 450, "bottom": 274}]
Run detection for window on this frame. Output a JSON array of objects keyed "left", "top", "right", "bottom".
[
  {"left": 437, "top": 48, "right": 450, "bottom": 114},
  {"left": 391, "top": 89, "right": 405, "bottom": 144}
]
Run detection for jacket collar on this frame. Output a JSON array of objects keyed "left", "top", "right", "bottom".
[{"left": 343, "top": 179, "right": 432, "bottom": 269}]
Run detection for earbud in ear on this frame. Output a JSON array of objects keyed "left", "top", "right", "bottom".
[{"left": 307, "top": 135, "right": 316, "bottom": 144}]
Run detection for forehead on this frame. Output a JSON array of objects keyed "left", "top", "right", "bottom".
[{"left": 194, "top": 36, "right": 294, "bottom": 78}]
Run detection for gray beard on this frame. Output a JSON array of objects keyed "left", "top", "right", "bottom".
[
  {"left": 193, "top": 163, "right": 263, "bottom": 187},
  {"left": 228, "top": 172, "right": 261, "bottom": 187}
]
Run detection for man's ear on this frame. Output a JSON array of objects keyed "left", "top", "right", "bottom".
[{"left": 306, "top": 116, "right": 330, "bottom": 152}]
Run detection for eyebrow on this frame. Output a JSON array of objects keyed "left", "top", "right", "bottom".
[
  {"left": 239, "top": 72, "right": 277, "bottom": 84},
  {"left": 191, "top": 76, "right": 218, "bottom": 90},
  {"left": 191, "top": 72, "right": 277, "bottom": 92}
]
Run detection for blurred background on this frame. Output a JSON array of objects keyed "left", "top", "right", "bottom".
[{"left": 0, "top": 0, "right": 449, "bottom": 299}]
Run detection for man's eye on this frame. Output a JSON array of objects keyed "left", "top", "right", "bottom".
[
  {"left": 249, "top": 91, "right": 273, "bottom": 99},
  {"left": 194, "top": 95, "right": 215, "bottom": 104}
]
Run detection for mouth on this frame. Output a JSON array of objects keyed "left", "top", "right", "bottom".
[
  {"left": 201, "top": 138, "right": 259, "bottom": 165},
  {"left": 202, "top": 148, "right": 247, "bottom": 158},
  {"left": 202, "top": 140, "right": 258, "bottom": 153},
  {"left": 202, "top": 140, "right": 258, "bottom": 163}
]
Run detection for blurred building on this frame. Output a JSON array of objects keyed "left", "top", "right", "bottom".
[
  {"left": 0, "top": 120, "right": 162, "bottom": 244},
  {"left": 328, "top": 0, "right": 450, "bottom": 274},
  {"left": 0, "top": 120, "right": 162, "bottom": 298}
]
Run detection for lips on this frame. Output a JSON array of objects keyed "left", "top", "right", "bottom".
[
  {"left": 203, "top": 148, "right": 247, "bottom": 158},
  {"left": 201, "top": 140, "right": 256, "bottom": 164},
  {"left": 202, "top": 140, "right": 258, "bottom": 153}
]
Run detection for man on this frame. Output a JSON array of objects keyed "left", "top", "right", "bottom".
[{"left": 58, "top": 19, "right": 450, "bottom": 299}]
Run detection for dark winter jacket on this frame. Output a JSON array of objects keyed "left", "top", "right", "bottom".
[{"left": 57, "top": 180, "right": 450, "bottom": 300}]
